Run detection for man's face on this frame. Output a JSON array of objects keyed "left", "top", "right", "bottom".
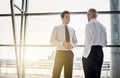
[
  {"left": 87, "top": 14, "right": 92, "bottom": 22},
  {"left": 62, "top": 13, "right": 70, "bottom": 25},
  {"left": 87, "top": 13, "right": 96, "bottom": 22}
]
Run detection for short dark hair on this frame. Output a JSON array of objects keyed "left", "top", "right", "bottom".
[{"left": 61, "top": 11, "right": 70, "bottom": 18}]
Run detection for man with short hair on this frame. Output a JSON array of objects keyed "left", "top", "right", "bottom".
[
  {"left": 82, "top": 8, "right": 107, "bottom": 78},
  {"left": 50, "top": 10, "right": 78, "bottom": 78}
]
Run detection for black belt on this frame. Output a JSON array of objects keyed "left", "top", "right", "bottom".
[{"left": 92, "top": 45, "right": 102, "bottom": 47}]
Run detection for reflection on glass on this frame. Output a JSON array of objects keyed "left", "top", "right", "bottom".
[
  {"left": 0, "top": 47, "right": 17, "bottom": 78},
  {"left": 24, "top": 47, "right": 110, "bottom": 78}
]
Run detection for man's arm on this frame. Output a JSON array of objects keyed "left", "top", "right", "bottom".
[
  {"left": 85, "top": 24, "right": 93, "bottom": 46},
  {"left": 83, "top": 24, "right": 93, "bottom": 58}
]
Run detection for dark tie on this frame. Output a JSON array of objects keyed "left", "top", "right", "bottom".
[{"left": 65, "top": 26, "right": 70, "bottom": 42}]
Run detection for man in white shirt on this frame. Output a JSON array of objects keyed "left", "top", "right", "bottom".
[
  {"left": 82, "top": 8, "right": 107, "bottom": 78},
  {"left": 50, "top": 11, "right": 77, "bottom": 78}
]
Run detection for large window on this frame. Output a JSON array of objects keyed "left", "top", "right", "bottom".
[{"left": 0, "top": 0, "right": 111, "bottom": 78}]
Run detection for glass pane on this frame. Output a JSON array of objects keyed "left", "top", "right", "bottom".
[
  {"left": 25, "top": 47, "right": 55, "bottom": 78},
  {"left": 0, "top": 47, "right": 17, "bottom": 78},
  {"left": 28, "top": 0, "right": 110, "bottom": 13},
  {"left": 0, "top": 0, "right": 22, "bottom": 14},
  {"left": 0, "top": 17, "right": 13, "bottom": 44},
  {"left": 0, "top": 17, "right": 21, "bottom": 44},
  {"left": 25, "top": 47, "right": 56, "bottom": 61},
  {"left": 26, "top": 15, "right": 61, "bottom": 45},
  {"left": 26, "top": 14, "right": 111, "bottom": 45},
  {"left": 0, "top": 0, "right": 10, "bottom": 14}
]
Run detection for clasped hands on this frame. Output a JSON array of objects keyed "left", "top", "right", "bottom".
[{"left": 63, "top": 42, "right": 73, "bottom": 49}]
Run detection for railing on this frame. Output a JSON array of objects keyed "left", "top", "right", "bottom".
[
  {"left": 0, "top": 44, "right": 119, "bottom": 78},
  {"left": 0, "top": 59, "right": 110, "bottom": 78}
]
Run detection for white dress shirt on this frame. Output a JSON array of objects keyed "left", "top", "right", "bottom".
[
  {"left": 50, "top": 24, "right": 78, "bottom": 50},
  {"left": 83, "top": 18, "right": 107, "bottom": 58}
]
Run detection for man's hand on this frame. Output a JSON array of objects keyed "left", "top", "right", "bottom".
[{"left": 63, "top": 42, "right": 73, "bottom": 49}]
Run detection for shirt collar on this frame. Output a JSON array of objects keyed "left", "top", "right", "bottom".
[
  {"left": 62, "top": 24, "right": 68, "bottom": 27},
  {"left": 90, "top": 18, "right": 97, "bottom": 22}
]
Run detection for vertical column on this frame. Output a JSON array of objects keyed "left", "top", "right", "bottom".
[{"left": 110, "top": 0, "right": 120, "bottom": 78}]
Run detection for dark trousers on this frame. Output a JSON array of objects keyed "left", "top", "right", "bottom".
[
  {"left": 52, "top": 50, "right": 74, "bottom": 78},
  {"left": 82, "top": 46, "right": 103, "bottom": 78}
]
